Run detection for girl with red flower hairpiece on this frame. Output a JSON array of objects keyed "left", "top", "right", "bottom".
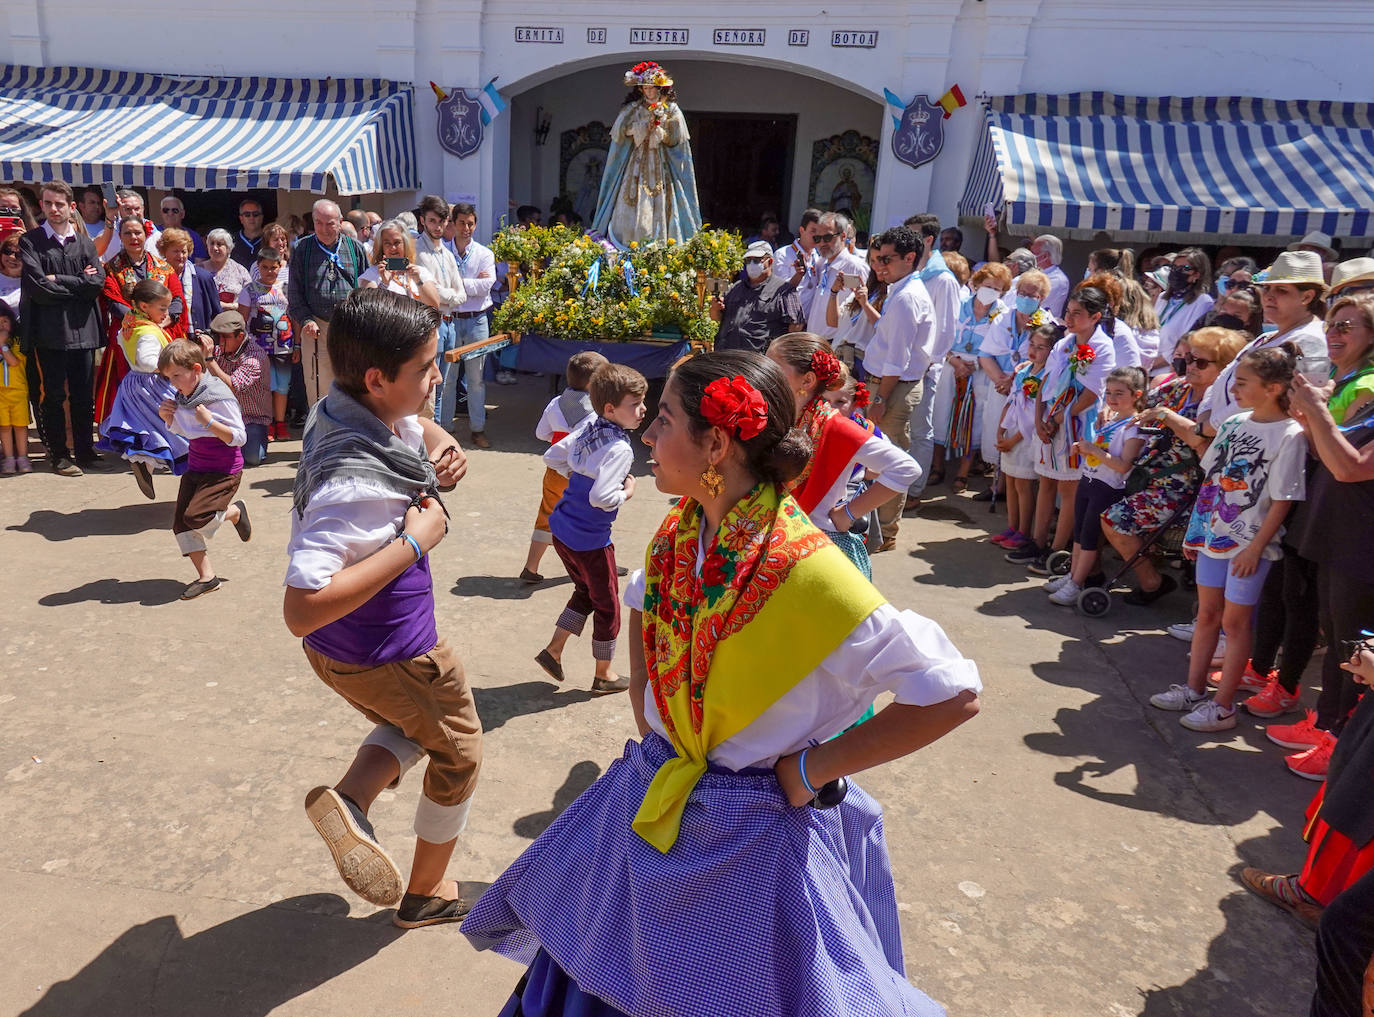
[
  {"left": 766, "top": 333, "right": 919, "bottom": 577},
  {"left": 465, "top": 350, "right": 980, "bottom": 1017}
]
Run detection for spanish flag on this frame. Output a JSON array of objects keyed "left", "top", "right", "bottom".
[{"left": 937, "top": 84, "right": 966, "bottom": 119}]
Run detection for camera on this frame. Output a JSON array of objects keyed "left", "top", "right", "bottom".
[{"left": 1341, "top": 635, "right": 1374, "bottom": 660}]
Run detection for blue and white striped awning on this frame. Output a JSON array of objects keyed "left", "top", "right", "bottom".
[
  {"left": 0, "top": 65, "right": 418, "bottom": 194},
  {"left": 958, "top": 93, "right": 1374, "bottom": 243}
]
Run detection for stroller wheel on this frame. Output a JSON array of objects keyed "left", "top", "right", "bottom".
[
  {"left": 1047, "top": 549, "right": 1073, "bottom": 576},
  {"left": 1078, "top": 587, "right": 1112, "bottom": 617}
]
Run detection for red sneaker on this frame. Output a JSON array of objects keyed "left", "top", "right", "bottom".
[
  {"left": 1267, "top": 710, "right": 1324, "bottom": 751},
  {"left": 990, "top": 527, "right": 1018, "bottom": 546},
  {"left": 1243, "top": 678, "right": 1301, "bottom": 719},
  {"left": 1286, "top": 732, "right": 1336, "bottom": 782},
  {"left": 275, "top": 421, "right": 289, "bottom": 440},
  {"left": 1206, "top": 660, "right": 1274, "bottom": 692}
]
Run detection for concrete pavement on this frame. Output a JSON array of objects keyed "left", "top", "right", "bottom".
[{"left": 2, "top": 374, "right": 1318, "bottom": 1016}]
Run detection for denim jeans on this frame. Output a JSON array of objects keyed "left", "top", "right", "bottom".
[
  {"left": 455, "top": 314, "right": 490, "bottom": 432},
  {"left": 243, "top": 422, "right": 269, "bottom": 467},
  {"left": 433, "top": 318, "right": 460, "bottom": 428},
  {"left": 907, "top": 362, "right": 943, "bottom": 495}
]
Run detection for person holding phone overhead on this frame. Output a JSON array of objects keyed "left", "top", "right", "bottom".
[
  {"left": 802, "top": 212, "right": 867, "bottom": 342},
  {"left": 709, "top": 241, "right": 804, "bottom": 354}
]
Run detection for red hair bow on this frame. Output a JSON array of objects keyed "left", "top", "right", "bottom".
[
  {"left": 852, "top": 382, "right": 871, "bottom": 409},
  {"left": 810, "top": 349, "right": 843, "bottom": 389},
  {"left": 701, "top": 375, "right": 768, "bottom": 441}
]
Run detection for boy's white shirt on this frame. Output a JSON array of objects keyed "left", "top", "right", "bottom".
[
  {"left": 169, "top": 397, "right": 247, "bottom": 446},
  {"left": 543, "top": 416, "right": 635, "bottom": 511},
  {"left": 284, "top": 414, "right": 424, "bottom": 591},
  {"left": 535, "top": 395, "right": 571, "bottom": 443}
]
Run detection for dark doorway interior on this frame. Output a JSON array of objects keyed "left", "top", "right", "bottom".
[{"left": 683, "top": 112, "right": 795, "bottom": 236}]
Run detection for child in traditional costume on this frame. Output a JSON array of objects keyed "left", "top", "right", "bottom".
[
  {"left": 284, "top": 289, "right": 479, "bottom": 930},
  {"left": 991, "top": 322, "right": 1055, "bottom": 552},
  {"left": 96, "top": 278, "right": 190, "bottom": 499},
  {"left": 767, "top": 333, "right": 918, "bottom": 580},
  {"left": 535, "top": 363, "right": 648, "bottom": 693},
  {"left": 463, "top": 350, "right": 981, "bottom": 1017},
  {"left": 825, "top": 364, "right": 884, "bottom": 551},
  {"left": 156, "top": 339, "right": 251, "bottom": 600},
  {"left": 0, "top": 304, "right": 30, "bottom": 474},
  {"left": 521, "top": 350, "right": 609, "bottom": 584}
]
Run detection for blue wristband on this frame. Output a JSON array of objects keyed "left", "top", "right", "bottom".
[
  {"left": 797, "top": 747, "right": 819, "bottom": 798},
  {"left": 842, "top": 502, "right": 857, "bottom": 524},
  {"left": 398, "top": 532, "right": 422, "bottom": 562}
]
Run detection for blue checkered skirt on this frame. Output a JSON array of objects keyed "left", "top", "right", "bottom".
[{"left": 463, "top": 732, "right": 944, "bottom": 1017}]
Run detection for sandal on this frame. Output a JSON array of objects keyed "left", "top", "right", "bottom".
[
  {"left": 1123, "top": 574, "right": 1177, "bottom": 606},
  {"left": 592, "top": 673, "right": 630, "bottom": 694},
  {"left": 535, "top": 649, "right": 564, "bottom": 683},
  {"left": 952, "top": 477, "right": 968, "bottom": 494},
  {"left": 519, "top": 568, "right": 544, "bottom": 585},
  {"left": 393, "top": 891, "right": 473, "bottom": 929},
  {"left": 928, "top": 467, "right": 946, "bottom": 486}
]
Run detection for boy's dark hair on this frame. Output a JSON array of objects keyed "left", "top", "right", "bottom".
[
  {"left": 255, "top": 248, "right": 283, "bottom": 265},
  {"left": 328, "top": 287, "right": 442, "bottom": 398},
  {"left": 417, "top": 194, "right": 449, "bottom": 221},
  {"left": 902, "top": 212, "right": 941, "bottom": 241},
  {"left": 566, "top": 350, "right": 610, "bottom": 391},
  {"left": 873, "top": 225, "right": 922, "bottom": 259},
  {"left": 451, "top": 202, "right": 477, "bottom": 220},
  {"left": 589, "top": 363, "right": 648, "bottom": 416},
  {"left": 798, "top": 208, "right": 822, "bottom": 229},
  {"left": 130, "top": 278, "right": 172, "bottom": 305},
  {"left": 516, "top": 205, "right": 541, "bottom": 224},
  {"left": 40, "top": 180, "right": 75, "bottom": 202},
  {"left": 158, "top": 338, "right": 205, "bottom": 372}
]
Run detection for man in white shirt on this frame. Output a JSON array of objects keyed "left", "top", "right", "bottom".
[
  {"left": 1032, "top": 234, "right": 1071, "bottom": 318},
  {"left": 803, "top": 212, "right": 869, "bottom": 341},
  {"left": 94, "top": 188, "right": 160, "bottom": 264},
  {"left": 902, "top": 213, "right": 962, "bottom": 504},
  {"left": 862, "top": 225, "right": 935, "bottom": 550},
  {"left": 416, "top": 195, "right": 470, "bottom": 432},
  {"left": 774, "top": 208, "right": 822, "bottom": 317},
  {"left": 446, "top": 202, "right": 498, "bottom": 449}
]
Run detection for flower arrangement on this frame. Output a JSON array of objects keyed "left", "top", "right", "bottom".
[
  {"left": 1021, "top": 374, "right": 1042, "bottom": 399},
  {"left": 853, "top": 382, "right": 872, "bottom": 409},
  {"left": 491, "top": 225, "right": 744, "bottom": 345},
  {"left": 1068, "top": 343, "right": 1097, "bottom": 374}
]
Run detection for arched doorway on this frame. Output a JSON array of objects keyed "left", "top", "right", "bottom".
[{"left": 504, "top": 57, "right": 884, "bottom": 238}]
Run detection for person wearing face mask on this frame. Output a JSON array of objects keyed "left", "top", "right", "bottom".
[
  {"left": 1030, "top": 235, "right": 1070, "bottom": 318},
  {"left": 709, "top": 241, "right": 804, "bottom": 354},
  {"left": 1152, "top": 248, "right": 1215, "bottom": 372}
]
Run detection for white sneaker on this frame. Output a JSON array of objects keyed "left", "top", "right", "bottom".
[
  {"left": 1185, "top": 632, "right": 1228, "bottom": 666},
  {"left": 1180, "top": 699, "right": 1238, "bottom": 732},
  {"left": 1167, "top": 620, "right": 1195, "bottom": 642},
  {"left": 1044, "top": 574, "right": 1072, "bottom": 592},
  {"left": 1048, "top": 580, "right": 1082, "bottom": 606},
  {"left": 1150, "top": 684, "right": 1209, "bottom": 711}
]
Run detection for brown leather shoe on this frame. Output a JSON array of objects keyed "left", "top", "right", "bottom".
[
  {"left": 873, "top": 538, "right": 897, "bottom": 554},
  {"left": 470, "top": 431, "right": 491, "bottom": 449},
  {"left": 1239, "top": 867, "right": 1323, "bottom": 929}
]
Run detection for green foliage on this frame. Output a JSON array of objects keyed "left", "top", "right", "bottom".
[{"left": 491, "top": 226, "right": 745, "bottom": 344}]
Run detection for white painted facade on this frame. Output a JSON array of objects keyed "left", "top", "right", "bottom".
[{"left": 3, "top": 0, "right": 1370, "bottom": 240}]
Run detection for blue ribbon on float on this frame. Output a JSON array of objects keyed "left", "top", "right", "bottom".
[
  {"left": 623, "top": 260, "right": 638, "bottom": 297},
  {"left": 581, "top": 255, "right": 602, "bottom": 297}
]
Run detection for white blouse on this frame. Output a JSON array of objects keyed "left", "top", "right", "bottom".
[
  {"left": 807, "top": 431, "right": 920, "bottom": 531},
  {"left": 623, "top": 545, "right": 981, "bottom": 772}
]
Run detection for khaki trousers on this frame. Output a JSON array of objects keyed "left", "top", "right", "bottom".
[
  {"left": 302, "top": 319, "right": 335, "bottom": 405},
  {"left": 875, "top": 377, "right": 922, "bottom": 543}
]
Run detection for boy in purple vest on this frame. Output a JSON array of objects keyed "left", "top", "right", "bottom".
[
  {"left": 283, "top": 288, "right": 478, "bottom": 929},
  {"left": 534, "top": 363, "right": 647, "bottom": 694},
  {"left": 157, "top": 339, "right": 252, "bottom": 601}
]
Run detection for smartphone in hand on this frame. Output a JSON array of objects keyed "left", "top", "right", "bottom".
[{"left": 384, "top": 257, "right": 409, "bottom": 272}]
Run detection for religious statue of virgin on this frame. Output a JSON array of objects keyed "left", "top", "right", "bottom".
[{"left": 591, "top": 62, "right": 702, "bottom": 248}]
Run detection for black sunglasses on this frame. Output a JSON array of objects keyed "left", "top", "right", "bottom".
[
  {"left": 0, "top": 247, "right": 18, "bottom": 256},
  {"left": 812, "top": 233, "right": 839, "bottom": 243}
]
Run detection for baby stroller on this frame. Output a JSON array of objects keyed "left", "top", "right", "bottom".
[{"left": 1045, "top": 489, "right": 1198, "bottom": 618}]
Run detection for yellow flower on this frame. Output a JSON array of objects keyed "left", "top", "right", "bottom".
[
  {"left": 666, "top": 238, "right": 675, "bottom": 246},
  {"left": 630, "top": 241, "right": 639, "bottom": 249}
]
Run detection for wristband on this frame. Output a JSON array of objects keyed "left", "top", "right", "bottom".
[
  {"left": 797, "top": 747, "right": 819, "bottom": 797},
  {"left": 842, "top": 502, "right": 857, "bottom": 524},
  {"left": 397, "top": 532, "right": 423, "bottom": 561}
]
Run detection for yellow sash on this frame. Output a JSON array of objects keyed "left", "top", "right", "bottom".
[
  {"left": 119, "top": 313, "right": 169, "bottom": 370},
  {"left": 634, "top": 484, "right": 885, "bottom": 852}
]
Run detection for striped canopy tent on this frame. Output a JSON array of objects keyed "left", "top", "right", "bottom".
[
  {"left": 0, "top": 65, "right": 418, "bottom": 194},
  {"left": 958, "top": 93, "right": 1374, "bottom": 244}
]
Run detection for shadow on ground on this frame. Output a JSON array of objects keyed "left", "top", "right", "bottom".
[
  {"left": 9, "top": 503, "right": 170, "bottom": 541},
  {"left": 18, "top": 894, "right": 401, "bottom": 1017},
  {"left": 473, "top": 680, "right": 597, "bottom": 734},
  {"left": 512, "top": 759, "right": 602, "bottom": 839},
  {"left": 38, "top": 577, "right": 184, "bottom": 607},
  {"left": 452, "top": 574, "right": 572, "bottom": 601}
]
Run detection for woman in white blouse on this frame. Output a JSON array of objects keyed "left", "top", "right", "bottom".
[
  {"left": 1152, "top": 247, "right": 1215, "bottom": 372},
  {"left": 358, "top": 221, "right": 442, "bottom": 309},
  {"left": 463, "top": 350, "right": 979, "bottom": 1017}
]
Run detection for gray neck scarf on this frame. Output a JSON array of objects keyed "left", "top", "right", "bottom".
[
  {"left": 175, "top": 374, "right": 236, "bottom": 410},
  {"left": 558, "top": 386, "right": 593, "bottom": 430},
  {"left": 293, "top": 383, "right": 441, "bottom": 519}
]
